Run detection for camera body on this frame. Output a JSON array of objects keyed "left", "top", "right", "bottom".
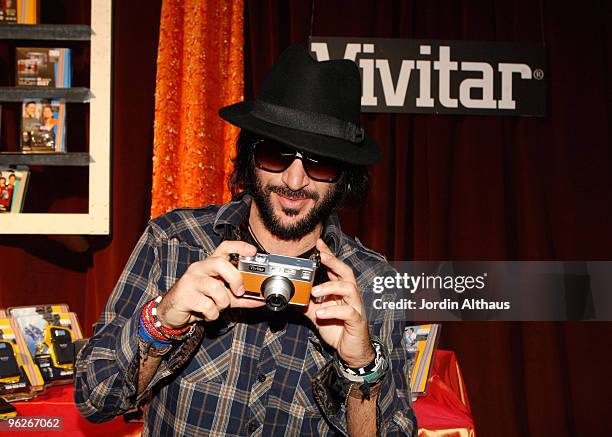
[{"left": 236, "top": 253, "right": 317, "bottom": 311}]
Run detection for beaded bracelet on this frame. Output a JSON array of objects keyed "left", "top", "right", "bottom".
[
  {"left": 140, "top": 307, "right": 172, "bottom": 342},
  {"left": 149, "top": 295, "right": 192, "bottom": 336},
  {"left": 140, "top": 296, "right": 196, "bottom": 342},
  {"left": 143, "top": 297, "right": 195, "bottom": 341},
  {"left": 138, "top": 316, "right": 171, "bottom": 348},
  {"left": 141, "top": 300, "right": 173, "bottom": 340}
]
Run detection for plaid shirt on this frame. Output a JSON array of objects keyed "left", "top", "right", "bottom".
[{"left": 74, "top": 195, "right": 417, "bottom": 436}]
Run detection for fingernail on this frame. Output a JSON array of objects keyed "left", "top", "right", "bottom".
[
  {"left": 237, "top": 285, "right": 245, "bottom": 296},
  {"left": 312, "top": 286, "right": 320, "bottom": 295},
  {"left": 316, "top": 309, "right": 326, "bottom": 317},
  {"left": 246, "top": 244, "right": 257, "bottom": 255},
  {"left": 320, "top": 252, "right": 330, "bottom": 260}
]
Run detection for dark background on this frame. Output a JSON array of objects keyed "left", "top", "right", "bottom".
[{"left": 1, "top": 1, "right": 611, "bottom": 435}]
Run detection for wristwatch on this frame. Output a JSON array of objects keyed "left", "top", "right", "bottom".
[{"left": 333, "top": 336, "right": 389, "bottom": 400}]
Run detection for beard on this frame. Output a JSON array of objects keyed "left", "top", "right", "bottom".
[{"left": 250, "top": 170, "right": 344, "bottom": 241}]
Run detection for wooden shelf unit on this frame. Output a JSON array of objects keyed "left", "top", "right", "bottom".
[{"left": 0, "top": 0, "right": 112, "bottom": 235}]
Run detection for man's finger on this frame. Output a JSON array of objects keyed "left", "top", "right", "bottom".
[
  {"left": 192, "top": 295, "right": 221, "bottom": 322},
  {"left": 212, "top": 240, "right": 257, "bottom": 258},
  {"left": 314, "top": 304, "right": 362, "bottom": 324},
  {"left": 230, "top": 296, "right": 267, "bottom": 309},
  {"left": 198, "top": 276, "right": 231, "bottom": 310},
  {"left": 311, "top": 281, "right": 361, "bottom": 306},
  {"left": 316, "top": 238, "right": 355, "bottom": 281},
  {"left": 198, "top": 257, "right": 245, "bottom": 296}
]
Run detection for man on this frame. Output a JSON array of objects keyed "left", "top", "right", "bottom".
[
  {"left": 22, "top": 101, "right": 40, "bottom": 131},
  {"left": 21, "top": 101, "right": 41, "bottom": 148},
  {"left": 75, "top": 45, "right": 416, "bottom": 436}
]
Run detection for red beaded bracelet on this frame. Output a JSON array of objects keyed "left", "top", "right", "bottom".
[
  {"left": 141, "top": 296, "right": 196, "bottom": 342},
  {"left": 141, "top": 301, "right": 172, "bottom": 342},
  {"left": 149, "top": 295, "right": 192, "bottom": 336}
]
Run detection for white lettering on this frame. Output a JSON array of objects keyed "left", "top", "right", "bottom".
[
  {"left": 376, "top": 59, "right": 415, "bottom": 106},
  {"left": 343, "top": 43, "right": 363, "bottom": 62},
  {"left": 433, "top": 46, "right": 458, "bottom": 108},
  {"left": 498, "top": 63, "right": 532, "bottom": 109},
  {"left": 459, "top": 62, "right": 496, "bottom": 108},
  {"left": 360, "top": 58, "right": 377, "bottom": 106},
  {"left": 309, "top": 41, "right": 539, "bottom": 113},
  {"left": 310, "top": 42, "right": 330, "bottom": 61},
  {"left": 416, "top": 45, "right": 434, "bottom": 107}
]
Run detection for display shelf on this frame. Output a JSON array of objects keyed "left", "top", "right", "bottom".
[
  {"left": 0, "top": 152, "right": 90, "bottom": 166},
  {"left": 0, "top": 0, "right": 112, "bottom": 235},
  {"left": 0, "top": 213, "right": 104, "bottom": 234},
  {"left": 0, "top": 87, "right": 91, "bottom": 102},
  {"left": 0, "top": 24, "right": 91, "bottom": 41}
]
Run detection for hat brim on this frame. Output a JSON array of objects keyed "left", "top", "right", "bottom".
[{"left": 219, "top": 101, "right": 381, "bottom": 166}]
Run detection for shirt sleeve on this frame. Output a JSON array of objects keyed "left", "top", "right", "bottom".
[
  {"left": 311, "top": 259, "right": 417, "bottom": 436},
  {"left": 371, "top": 318, "right": 418, "bottom": 436},
  {"left": 73, "top": 223, "right": 204, "bottom": 423},
  {"left": 311, "top": 319, "right": 417, "bottom": 436}
]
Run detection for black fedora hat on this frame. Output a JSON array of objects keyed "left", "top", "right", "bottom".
[{"left": 219, "top": 44, "right": 380, "bottom": 165}]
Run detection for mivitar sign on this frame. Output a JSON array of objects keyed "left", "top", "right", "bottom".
[{"left": 309, "top": 37, "right": 546, "bottom": 116}]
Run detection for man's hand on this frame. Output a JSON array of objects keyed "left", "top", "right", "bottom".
[
  {"left": 156, "top": 241, "right": 265, "bottom": 329},
  {"left": 304, "top": 239, "right": 374, "bottom": 368}
]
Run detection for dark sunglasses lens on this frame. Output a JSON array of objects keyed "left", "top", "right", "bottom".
[
  {"left": 254, "top": 140, "right": 294, "bottom": 172},
  {"left": 303, "top": 156, "right": 342, "bottom": 182}
]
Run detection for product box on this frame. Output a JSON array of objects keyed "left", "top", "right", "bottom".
[
  {"left": 0, "top": 0, "right": 17, "bottom": 22},
  {"left": 0, "top": 317, "right": 45, "bottom": 402},
  {"left": 20, "top": 99, "right": 66, "bottom": 152},
  {"left": 0, "top": 165, "right": 30, "bottom": 213},
  {"left": 16, "top": 47, "right": 72, "bottom": 88},
  {"left": 404, "top": 323, "right": 441, "bottom": 397},
  {"left": 17, "top": 0, "right": 38, "bottom": 23},
  {"left": 9, "top": 305, "right": 82, "bottom": 386}
]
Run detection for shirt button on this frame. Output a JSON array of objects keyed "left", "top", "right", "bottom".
[
  {"left": 248, "top": 420, "right": 258, "bottom": 433},
  {"left": 257, "top": 374, "right": 266, "bottom": 383}
]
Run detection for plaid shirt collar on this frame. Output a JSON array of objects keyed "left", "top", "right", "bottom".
[{"left": 212, "top": 192, "right": 344, "bottom": 256}]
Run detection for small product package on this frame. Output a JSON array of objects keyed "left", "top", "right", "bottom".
[
  {"left": 0, "top": 310, "right": 45, "bottom": 402},
  {"left": 8, "top": 304, "right": 82, "bottom": 387}
]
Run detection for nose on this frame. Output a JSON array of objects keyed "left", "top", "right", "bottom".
[{"left": 281, "top": 158, "right": 310, "bottom": 191}]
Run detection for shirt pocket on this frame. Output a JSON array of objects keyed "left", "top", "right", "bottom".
[
  {"left": 179, "top": 326, "right": 235, "bottom": 384},
  {"left": 157, "top": 238, "right": 211, "bottom": 292}
]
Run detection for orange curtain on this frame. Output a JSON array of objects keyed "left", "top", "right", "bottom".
[{"left": 151, "top": 0, "right": 244, "bottom": 217}]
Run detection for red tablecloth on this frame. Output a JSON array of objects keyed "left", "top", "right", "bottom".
[
  {"left": 10, "top": 384, "right": 141, "bottom": 437},
  {"left": 10, "top": 350, "right": 474, "bottom": 436},
  {"left": 414, "top": 350, "right": 476, "bottom": 436}
]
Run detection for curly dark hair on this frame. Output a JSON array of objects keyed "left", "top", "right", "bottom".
[{"left": 228, "top": 130, "right": 369, "bottom": 206}]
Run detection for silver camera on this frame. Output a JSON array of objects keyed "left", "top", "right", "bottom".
[{"left": 236, "top": 253, "right": 318, "bottom": 311}]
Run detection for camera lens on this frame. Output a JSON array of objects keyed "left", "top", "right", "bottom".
[
  {"left": 266, "top": 294, "right": 288, "bottom": 311},
  {"left": 261, "top": 276, "right": 295, "bottom": 312}
]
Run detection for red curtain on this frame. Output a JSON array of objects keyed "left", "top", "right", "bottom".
[{"left": 245, "top": 1, "right": 612, "bottom": 436}]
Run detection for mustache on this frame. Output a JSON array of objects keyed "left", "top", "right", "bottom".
[{"left": 266, "top": 184, "right": 319, "bottom": 201}]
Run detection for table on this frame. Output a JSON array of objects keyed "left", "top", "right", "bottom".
[
  {"left": 414, "top": 350, "right": 476, "bottom": 436},
  {"left": 11, "top": 384, "right": 141, "bottom": 437},
  {"left": 10, "top": 350, "right": 474, "bottom": 436}
]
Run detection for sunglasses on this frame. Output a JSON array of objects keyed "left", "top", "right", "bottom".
[{"left": 252, "top": 138, "right": 343, "bottom": 183}]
